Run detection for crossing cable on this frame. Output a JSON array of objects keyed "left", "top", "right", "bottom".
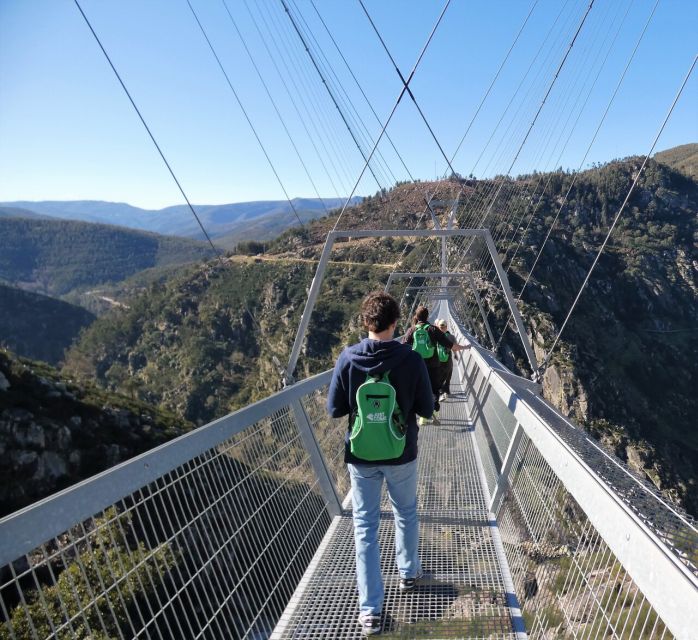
[
  {"left": 539, "top": 53, "right": 697, "bottom": 374},
  {"left": 330, "top": 0, "right": 452, "bottom": 231},
  {"left": 279, "top": 0, "right": 387, "bottom": 192},
  {"left": 72, "top": 0, "right": 223, "bottom": 263},
  {"left": 218, "top": 0, "right": 330, "bottom": 216},
  {"left": 308, "top": 0, "right": 414, "bottom": 181},
  {"left": 390, "top": 0, "right": 542, "bottom": 287},
  {"left": 384, "top": 0, "right": 543, "bottom": 295},
  {"left": 290, "top": 0, "right": 402, "bottom": 183},
  {"left": 358, "top": 0, "right": 459, "bottom": 181},
  {"left": 185, "top": 0, "right": 304, "bottom": 228},
  {"left": 74, "top": 0, "right": 288, "bottom": 371},
  {"left": 306, "top": 0, "right": 448, "bottom": 227}
]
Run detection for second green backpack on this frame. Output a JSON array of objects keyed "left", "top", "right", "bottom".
[
  {"left": 349, "top": 371, "right": 406, "bottom": 461},
  {"left": 436, "top": 340, "right": 450, "bottom": 363},
  {"left": 412, "top": 323, "right": 435, "bottom": 359}
]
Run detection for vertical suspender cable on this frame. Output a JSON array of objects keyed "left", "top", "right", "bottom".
[
  {"left": 540, "top": 53, "right": 697, "bottom": 373},
  {"left": 72, "top": 0, "right": 224, "bottom": 263},
  {"left": 185, "top": 0, "right": 304, "bottom": 228}
]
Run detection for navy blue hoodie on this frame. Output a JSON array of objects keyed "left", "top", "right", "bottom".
[{"left": 327, "top": 338, "right": 434, "bottom": 465}]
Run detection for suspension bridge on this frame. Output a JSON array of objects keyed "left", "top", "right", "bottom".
[{"left": 1, "top": 0, "right": 696, "bottom": 638}]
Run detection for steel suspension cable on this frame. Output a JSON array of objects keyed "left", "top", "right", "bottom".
[
  {"left": 257, "top": 0, "right": 360, "bottom": 192},
  {"left": 502, "top": 0, "right": 636, "bottom": 273},
  {"left": 279, "top": 0, "right": 388, "bottom": 192},
  {"left": 474, "top": 0, "right": 596, "bottom": 230},
  {"left": 72, "top": 0, "right": 223, "bottom": 262},
  {"left": 540, "top": 53, "right": 697, "bottom": 373},
  {"left": 185, "top": 0, "right": 304, "bottom": 228},
  {"left": 518, "top": 0, "right": 660, "bottom": 301},
  {"left": 450, "top": 0, "right": 540, "bottom": 165},
  {"left": 74, "top": 0, "right": 288, "bottom": 369},
  {"left": 218, "top": 0, "right": 330, "bottom": 215},
  {"left": 287, "top": 0, "right": 399, "bottom": 187},
  {"left": 240, "top": 0, "right": 350, "bottom": 197}
]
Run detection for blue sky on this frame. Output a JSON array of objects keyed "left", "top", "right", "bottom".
[{"left": 1, "top": 0, "right": 696, "bottom": 209}]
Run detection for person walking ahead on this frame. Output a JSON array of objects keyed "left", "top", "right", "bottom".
[
  {"left": 327, "top": 291, "right": 433, "bottom": 636},
  {"left": 403, "top": 306, "right": 469, "bottom": 424},
  {"left": 436, "top": 318, "right": 456, "bottom": 400}
]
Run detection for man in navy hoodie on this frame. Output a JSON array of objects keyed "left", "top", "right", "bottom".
[{"left": 327, "top": 291, "right": 433, "bottom": 636}]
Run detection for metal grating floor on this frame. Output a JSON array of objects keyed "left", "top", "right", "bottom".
[{"left": 272, "top": 378, "right": 520, "bottom": 639}]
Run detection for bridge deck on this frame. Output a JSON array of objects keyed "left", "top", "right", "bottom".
[{"left": 272, "top": 378, "right": 520, "bottom": 638}]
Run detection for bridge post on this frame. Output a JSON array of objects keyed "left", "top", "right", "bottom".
[
  {"left": 488, "top": 423, "right": 525, "bottom": 514},
  {"left": 291, "top": 399, "right": 342, "bottom": 517}
]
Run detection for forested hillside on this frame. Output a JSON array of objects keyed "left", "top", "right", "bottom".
[
  {"left": 64, "top": 256, "right": 389, "bottom": 423},
  {"left": 0, "top": 284, "right": 95, "bottom": 365},
  {"left": 0, "top": 349, "right": 189, "bottom": 516},
  {"left": 63, "top": 155, "right": 698, "bottom": 516},
  {"left": 0, "top": 217, "right": 212, "bottom": 297}
]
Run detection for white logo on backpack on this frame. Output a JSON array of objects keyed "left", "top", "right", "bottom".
[{"left": 366, "top": 412, "right": 387, "bottom": 423}]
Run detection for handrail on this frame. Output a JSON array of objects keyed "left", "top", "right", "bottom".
[
  {"left": 0, "top": 369, "right": 332, "bottom": 568},
  {"left": 443, "top": 302, "right": 698, "bottom": 640}
]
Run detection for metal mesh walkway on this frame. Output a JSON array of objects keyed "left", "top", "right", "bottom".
[{"left": 272, "top": 378, "right": 520, "bottom": 639}]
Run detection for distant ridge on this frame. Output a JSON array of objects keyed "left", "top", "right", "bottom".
[
  {"left": 654, "top": 143, "right": 698, "bottom": 180},
  {"left": 0, "top": 197, "right": 361, "bottom": 243},
  {"left": 0, "top": 217, "right": 211, "bottom": 297},
  {"left": 0, "top": 283, "right": 95, "bottom": 365}
]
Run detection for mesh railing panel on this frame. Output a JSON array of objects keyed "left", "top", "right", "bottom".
[
  {"left": 0, "top": 385, "right": 334, "bottom": 640},
  {"left": 300, "top": 389, "right": 351, "bottom": 501},
  {"left": 522, "top": 393, "right": 698, "bottom": 577},
  {"left": 448, "top": 310, "right": 698, "bottom": 579},
  {"left": 447, "top": 310, "right": 692, "bottom": 639},
  {"left": 498, "top": 433, "right": 672, "bottom": 639}
]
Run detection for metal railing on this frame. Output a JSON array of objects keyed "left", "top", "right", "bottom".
[
  {"left": 445, "top": 303, "right": 698, "bottom": 640},
  {"left": 0, "top": 371, "right": 346, "bottom": 640}
]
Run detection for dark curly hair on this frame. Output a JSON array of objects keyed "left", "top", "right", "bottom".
[{"left": 360, "top": 291, "right": 400, "bottom": 333}]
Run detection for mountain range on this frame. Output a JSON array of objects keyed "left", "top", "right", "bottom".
[{"left": 0, "top": 197, "right": 360, "bottom": 246}]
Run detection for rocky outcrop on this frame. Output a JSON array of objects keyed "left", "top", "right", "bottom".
[{"left": 0, "top": 349, "right": 190, "bottom": 517}]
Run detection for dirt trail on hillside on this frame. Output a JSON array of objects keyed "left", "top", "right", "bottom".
[{"left": 228, "top": 254, "right": 394, "bottom": 268}]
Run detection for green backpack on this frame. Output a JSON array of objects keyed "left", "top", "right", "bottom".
[
  {"left": 349, "top": 371, "right": 406, "bottom": 461},
  {"left": 436, "top": 340, "right": 450, "bottom": 363},
  {"left": 412, "top": 323, "right": 435, "bottom": 359}
]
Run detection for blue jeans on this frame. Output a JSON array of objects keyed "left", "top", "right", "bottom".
[{"left": 348, "top": 459, "right": 421, "bottom": 616}]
